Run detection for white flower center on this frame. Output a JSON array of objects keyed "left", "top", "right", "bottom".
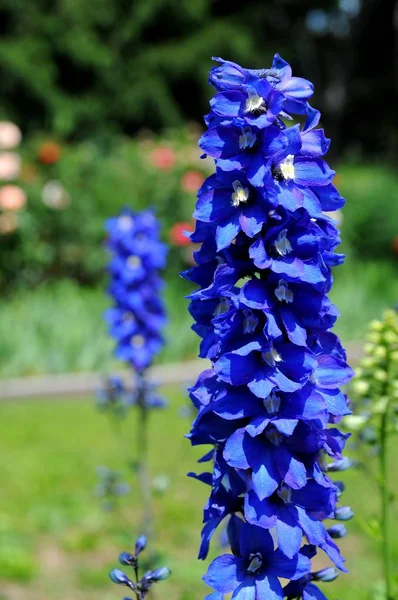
[
  {"left": 239, "top": 127, "right": 257, "bottom": 150},
  {"left": 247, "top": 553, "right": 263, "bottom": 574},
  {"left": 231, "top": 180, "right": 249, "bottom": 207},
  {"left": 274, "top": 229, "right": 292, "bottom": 256},
  {"left": 266, "top": 429, "right": 283, "bottom": 446},
  {"left": 221, "top": 474, "right": 232, "bottom": 492},
  {"left": 277, "top": 485, "right": 292, "bottom": 504},
  {"left": 131, "top": 334, "right": 145, "bottom": 347},
  {"left": 243, "top": 309, "right": 258, "bottom": 334},
  {"left": 214, "top": 298, "right": 230, "bottom": 316},
  {"left": 118, "top": 215, "right": 134, "bottom": 230},
  {"left": 262, "top": 346, "right": 282, "bottom": 367},
  {"left": 127, "top": 255, "right": 142, "bottom": 269},
  {"left": 244, "top": 89, "right": 266, "bottom": 114},
  {"left": 275, "top": 280, "right": 294, "bottom": 303},
  {"left": 279, "top": 154, "right": 295, "bottom": 180},
  {"left": 123, "top": 312, "right": 135, "bottom": 322},
  {"left": 263, "top": 392, "right": 280, "bottom": 414}
]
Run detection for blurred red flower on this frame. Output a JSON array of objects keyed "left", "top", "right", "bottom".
[
  {"left": 169, "top": 221, "right": 193, "bottom": 246},
  {"left": 38, "top": 142, "right": 61, "bottom": 165},
  {"left": 392, "top": 236, "right": 398, "bottom": 256},
  {"left": 150, "top": 146, "right": 176, "bottom": 170},
  {"left": 181, "top": 170, "right": 204, "bottom": 193}
]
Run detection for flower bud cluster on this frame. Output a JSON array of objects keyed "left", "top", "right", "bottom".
[
  {"left": 349, "top": 308, "right": 398, "bottom": 444},
  {"left": 110, "top": 534, "right": 171, "bottom": 600}
]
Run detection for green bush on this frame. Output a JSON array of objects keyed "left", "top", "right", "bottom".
[
  {"left": 338, "top": 163, "right": 398, "bottom": 261},
  {"left": 0, "top": 127, "right": 209, "bottom": 290}
]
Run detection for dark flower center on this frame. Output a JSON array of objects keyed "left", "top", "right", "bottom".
[{"left": 247, "top": 552, "right": 263, "bottom": 574}]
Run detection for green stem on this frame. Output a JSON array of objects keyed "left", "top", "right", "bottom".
[
  {"left": 137, "top": 399, "right": 153, "bottom": 539},
  {"left": 380, "top": 405, "right": 393, "bottom": 600}
]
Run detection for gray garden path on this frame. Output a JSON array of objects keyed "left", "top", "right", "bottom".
[{"left": 0, "top": 342, "right": 363, "bottom": 400}]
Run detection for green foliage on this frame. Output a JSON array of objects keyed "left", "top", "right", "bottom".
[
  {"left": 338, "top": 164, "right": 398, "bottom": 261},
  {"left": 0, "top": 127, "right": 208, "bottom": 290},
  {"left": 0, "top": 0, "right": 275, "bottom": 137}
]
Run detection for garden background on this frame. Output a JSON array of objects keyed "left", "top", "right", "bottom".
[{"left": 0, "top": 0, "right": 397, "bottom": 599}]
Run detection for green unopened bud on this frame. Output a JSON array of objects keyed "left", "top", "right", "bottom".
[
  {"left": 364, "top": 343, "right": 375, "bottom": 355},
  {"left": 366, "top": 332, "right": 381, "bottom": 344},
  {"left": 344, "top": 414, "right": 368, "bottom": 430},
  {"left": 373, "top": 346, "right": 387, "bottom": 360},
  {"left": 372, "top": 397, "right": 389, "bottom": 414},
  {"left": 353, "top": 380, "right": 369, "bottom": 395},
  {"left": 369, "top": 319, "right": 384, "bottom": 331},
  {"left": 374, "top": 369, "right": 388, "bottom": 382},
  {"left": 384, "top": 330, "right": 398, "bottom": 344},
  {"left": 384, "top": 309, "right": 398, "bottom": 326},
  {"left": 360, "top": 357, "right": 374, "bottom": 369}
]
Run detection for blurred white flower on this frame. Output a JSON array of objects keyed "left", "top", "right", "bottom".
[
  {"left": 0, "top": 152, "right": 21, "bottom": 180},
  {"left": 0, "top": 185, "right": 27, "bottom": 211},
  {"left": 42, "top": 180, "right": 70, "bottom": 209},
  {"left": 0, "top": 122, "right": 22, "bottom": 149}
]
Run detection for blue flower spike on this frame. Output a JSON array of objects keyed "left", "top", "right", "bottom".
[
  {"left": 104, "top": 208, "right": 167, "bottom": 375},
  {"left": 183, "top": 54, "right": 353, "bottom": 600},
  {"left": 110, "top": 536, "right": 170, "bottom": 600}
]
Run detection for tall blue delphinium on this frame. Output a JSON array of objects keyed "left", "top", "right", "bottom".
[
  {"left": 102, "top": 207, "right": 168, "bottom": 533},
  {"left": 183, "top": 55, "right": 354, "bottom": 600},
  {"left": 110, "top": 534, "right": 171, "bottom": 600}
]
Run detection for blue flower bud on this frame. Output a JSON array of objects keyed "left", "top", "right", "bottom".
[
  {"left": 149, "top": 567, "right": 171, "bottom": 581},
  {"left": 335, "top": 480, "right": 345, "bottom": 493},
  {"left": 109, "top": 569, "right": 133, "bottom": 587},
  {"left": 312, "top": 567, "right": 339, "bottom": 582},
  {"left": 327, "top": 457, "right": 353, "bottom": 472},
  {"left": 335, "top": 506, "right": 354, "bottom": 521},
  {"left": 327, "top": 524, "right": 347, "bottom": 539},
  {"left": 135, "top": 534, "right": 147, "bottom": 555},
  {"left": 119, "top": 552, "right": 136, "bottom": 565}
]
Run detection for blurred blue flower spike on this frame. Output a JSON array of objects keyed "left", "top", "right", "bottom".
[
  {"left": 101, "top": 207, "right": 168, "bottom": 538},
  {"left": 94, "top": 466, "right": 130, "bottom": 511},
  {"left": 104, "top": 208, "right": 167, "bottom": 373}
]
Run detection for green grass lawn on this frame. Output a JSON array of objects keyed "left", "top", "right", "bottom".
[{"left": 0, "top": 388, "right": 395, "bottom": 600}]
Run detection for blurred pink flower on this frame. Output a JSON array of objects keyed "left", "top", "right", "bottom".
[
  {"left": 180, "top": 170, "right": 204, "bottom": 193},
  {"left": 0, "top": 185, "right": 27, "bottom": 211},
  {"left": 169, "top": 221, "right": 194, "bottom": 247},
  {"left": 0, "top": 152, "right": 21, "bottom": 180},
  {"left": 150, "top": 146, "right": 176, "bottom": 170},
  {"left": 0, "top": 122, "right": 22, "bottom": 149}
]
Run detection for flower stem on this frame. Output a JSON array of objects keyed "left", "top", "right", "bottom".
[
  {"left": 137, "top": 397, "right": 153, "bottom": 539},
  {"left": 380, "top": 404, "right": 393, "bottom": 600}
]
